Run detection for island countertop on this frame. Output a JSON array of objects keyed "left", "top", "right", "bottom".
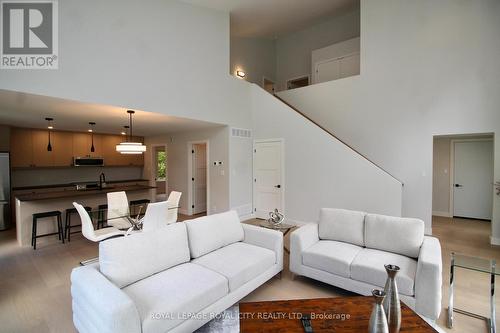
[
  {"left": 12, "top": 178, "right": 149, "bottom": 191},
  {"left": 15, "top": 184, "right": 156, "bottom": 202}
]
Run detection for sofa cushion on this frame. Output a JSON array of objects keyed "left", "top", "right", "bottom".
[
  {"left": 365, "top": 214, "right": 424, "bottom": 258},
  {"left": 185, "top": 210, "right": 244, "bottom": 258},
  {"left": 123, "top": 263, "right": 228, "bottom": 333},
  {"left": 350, "top": 248, "right": 417, "bottom": 296},
  {"left": 99, "top": 223, "right": 190, "bottom": 288},
  {"left": 302, "top": 240, "right": 363, "bottom": 278},
  {"left": 318, "top": 208, "right": 366, "bottom": 247},
  {"left": 192, "top": 242, "right": 275, "bottom": 291}
]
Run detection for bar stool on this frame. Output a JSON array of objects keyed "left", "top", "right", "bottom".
[
  {"left": 97, "top": 204, "right": 107, "bottom": 229},
  {"left": 129, "top": 199, "right": 150, "bottom": 217},
  {"left": 65, "top": 206, "right": 91, "bottom": 242},
  {"left": 32, "top": 211, "right": 63, "bottom": 250}
]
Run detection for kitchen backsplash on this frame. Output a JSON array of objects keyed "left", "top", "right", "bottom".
[{"left": 11, "top": 166, "right": 144, "bottom": 188}]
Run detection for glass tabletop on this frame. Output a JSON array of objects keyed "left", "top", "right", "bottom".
[
  {"left": 86, "top": 204, "right": 179, "bottom": 221},
  {"left": 452, "top": 252, "right": 499, "bottom": 275}
]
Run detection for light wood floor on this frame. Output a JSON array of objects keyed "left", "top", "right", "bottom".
[{"left": 0, "top": 215, "right": 498, "bottom": 332}]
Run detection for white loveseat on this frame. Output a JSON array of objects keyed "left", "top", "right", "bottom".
[
  {"left": 290, "top": 208, "right": 442, "bottom": 320},
  {"left": 71, "top": 211, "right": 283, "bottom": 333}
]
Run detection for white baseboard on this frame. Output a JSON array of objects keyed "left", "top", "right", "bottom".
[
  {"left": 432, "top": 211, "right": 451, "bottom": 218},
  {"left": 490, "top": 236, "right": 500, "bottom": 246},
  {"left": 425, "top": 227, "right": 433, "bottom": 236}
]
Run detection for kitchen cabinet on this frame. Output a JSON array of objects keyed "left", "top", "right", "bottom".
[
  {"left": 102, "top": 135, "right": 127, "bottom": 166},
  {"left": 31, "top": 129, "right": 54, "bottom": 167},
  {"left": 10, "top": 128, "right": 144, "bottom": 168},
  {"left": 10, "top": 128, "right": 33, "bottom": 168},
  {"left": 52, "top": 131, "right": 74, "bottom": 167},
  {"left": 73, "top": 133, "right": 102, "bottom": 158}
]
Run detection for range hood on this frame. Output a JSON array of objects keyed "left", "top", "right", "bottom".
[{"left": 73, "top": 156, "right": 104, "bottom": 167}]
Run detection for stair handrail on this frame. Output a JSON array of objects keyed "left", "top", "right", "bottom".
[{"left": 273, "top": 93, "right": 404, "bottom": 186}]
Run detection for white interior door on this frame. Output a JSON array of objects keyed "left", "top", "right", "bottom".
[
  {"left": 339, "top": 53, "right": 360, "bottom": 77},
  {"left": 453, "top": 140, "right": 494, "bottom": 220},
  {"left": 254, "top": 140, "right": 283, "bottom": 219},
  {"left": 192, "top": 143, "right": 207, "bottom": 214},
  {"left": 315, "top": 59, "right": 340, "bottom": 84}
]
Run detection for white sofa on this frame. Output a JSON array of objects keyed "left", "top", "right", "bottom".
[
  {"left": 290, "top": 208, "right": 442, "bottom": 320},
  {"left": 71, "top": 211, "right": 283, "bottom": 333}
]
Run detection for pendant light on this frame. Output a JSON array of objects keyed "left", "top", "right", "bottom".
[
  {"left": 116, "top": 110, "right": 146, "bottom": 154},
  {"left": 88, "top": 122, "right": 96, "bottom": 153},
  {"left": 45, "top": 117, "right": 53, "bottom": 151}
]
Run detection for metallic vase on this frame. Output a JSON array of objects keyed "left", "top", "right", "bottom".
[
  {"left": 383, "top": 264, "right": 402, "bottom": 333},
  {"left": 368, "top": 289, "right": 389, "bottom": 333}
]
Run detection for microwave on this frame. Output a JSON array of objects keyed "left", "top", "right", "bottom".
[{"left": 73, "top": 157, "right": 104, "bottom": 167}]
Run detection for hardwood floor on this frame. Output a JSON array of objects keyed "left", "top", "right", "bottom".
[{"left": 0, "top": 215, "right": 497, "bottom": 332}]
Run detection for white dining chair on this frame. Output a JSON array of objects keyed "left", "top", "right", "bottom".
[
  {"left": 107, "top": 191, "right": 132, "bottom": 229},
  {"left": 166, "top": 191, "right": 182, "bottom": 224},
  {"left": 73, "top": 202, "right": 125, "bottom": 242},
  {"left": 141, "top": 201, "right": 169, "bottom": 232}
]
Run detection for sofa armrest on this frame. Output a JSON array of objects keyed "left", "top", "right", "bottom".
[
  {"left": 242, "top": 223, "right": 283, "bottom": 269},
  {"left": 71, "top": 264, "right": 141, "bottom": 333},
  {"left": 415, "top": 236, "right": 442, "bottom": 320},
  {"left": 289, "top": 223, "right": 319, "bottom": 274}
]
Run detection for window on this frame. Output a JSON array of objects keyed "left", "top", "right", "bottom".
[{"left": 156, "top": 150, "right": 166, "bottom": 181}]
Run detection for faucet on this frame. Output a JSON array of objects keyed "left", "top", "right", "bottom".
[{"left": 99, "top": 172, "right": 106, "bottom": 190}]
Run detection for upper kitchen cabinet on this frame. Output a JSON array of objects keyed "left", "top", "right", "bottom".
[
  {"left": 124, "top": 136, "right": 145, "bottom": 166},
  {"left": 10, "top": 128, "right": 144, "bottom": 168},
  {"left": 10, "top": 128, "right": 33, "bottom": 168},
  {"left": 31, "top": 129, "right": 54, "bottom": 167},
  {"left": 52, "top": 131, "right": 74, "bottom": 167},
  {"left": 73, "top": 133, "right": 102, "bottom": 158},
  {"left": 101, "top": 135, "right": 127, "bottom": 166}
]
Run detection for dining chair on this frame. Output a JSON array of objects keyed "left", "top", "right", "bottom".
[
  {"left": 73, "top": 202, "right": 125, "bottom": 242},
  {"left": 166, "top": 191, "right": 182, "bottom": 224},
  {"left": 141, "top": 201, "right": 169, "bottom": 232},
  {"left": 106, "top": 191, "right": 132, "bottom": 229}
]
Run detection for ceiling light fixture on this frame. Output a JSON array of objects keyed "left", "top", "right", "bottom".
[
  {"left": 236, "top": 70, "right": 246, "bottom": 79},
  {"left": 45, "top": 117, "right": 53, "bottom": 151},
  {"left": 89, "top": 122, "right": 96, "bottom": 153},
  {"left": 116, "top": 110, "right": 146, "bottom": 154}
]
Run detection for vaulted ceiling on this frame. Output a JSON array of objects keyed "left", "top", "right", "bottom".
[{"left": 182, "top": 0, "right": 359, "bottom": 38}]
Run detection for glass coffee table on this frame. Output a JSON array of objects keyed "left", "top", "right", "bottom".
[{"left": 447, "top": 252, "right": 498, "bottom": 333}]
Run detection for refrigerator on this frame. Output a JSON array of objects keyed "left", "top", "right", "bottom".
[{"left": 0, "top": 153, "right": 11, "bottom": 231}]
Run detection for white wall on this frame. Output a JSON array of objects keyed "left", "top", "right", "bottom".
[
  {"left": 0, "top": 0, "right": 252, "bottom": 128},
  {"left": 229, "top": 133, "right": 253, "bottom": 218},
  {"left": 275, "top": 8, "right": 360, "bottom": 91},
  {"left": 230, "top": 37, "right": 276, "bottom": 87},
  {"left": 251, "top": 84, "right": 402, "bottom": 224},
  {"left": 0, "top": 0, "right": 254, "bottom": 220},
  {"left": 144, "top": 126, "right": 230, "bottom": 216},
  {"left": 278, "top": 0, "right": 500, "bottom": 237}
]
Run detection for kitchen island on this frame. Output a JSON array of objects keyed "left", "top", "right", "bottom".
[{"left": 15, "top": 184, "right": 155, "bottom": 247}]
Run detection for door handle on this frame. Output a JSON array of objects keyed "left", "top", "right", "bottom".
[
  {"left": 274, "top": 185, "right": 281, "bottom": 189},
  {"left": 454, "top": 184, "right": 463, "bottom": 188}
]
